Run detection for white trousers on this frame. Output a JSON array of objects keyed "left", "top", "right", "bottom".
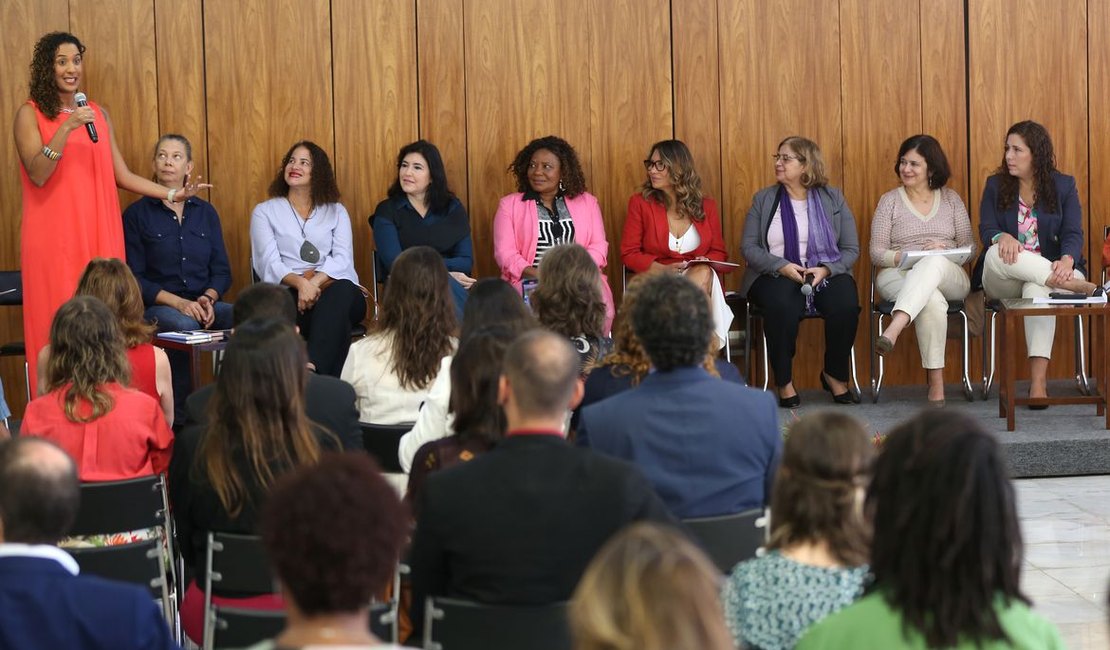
[
  {"left": 981, "top": 244, "right": 1083, "bottom": 358},
  {"left": 876, "top": 255, "right": 970, "bottom": 369}
]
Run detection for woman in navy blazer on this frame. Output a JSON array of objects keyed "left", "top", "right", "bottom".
[{"left": 975, "top": 120, "right": 1099, "bottom": 406}]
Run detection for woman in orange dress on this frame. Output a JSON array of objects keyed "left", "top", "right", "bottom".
[{"left": 13, "top": 32, "right": 208, "bottom": 390}]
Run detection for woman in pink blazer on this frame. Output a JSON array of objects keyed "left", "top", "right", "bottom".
[{"left": 493, "top": 135, "right": 614, "bottom": 330}]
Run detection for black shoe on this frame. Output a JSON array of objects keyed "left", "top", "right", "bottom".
[
  {"left": 820, "top": 372, "right": 860, "bottom": 404},
  {"left": 778, "top": 393, "right": 801, "bottom": 408}
]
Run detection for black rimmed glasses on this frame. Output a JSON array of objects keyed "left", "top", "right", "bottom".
[{"left": 643, "top": 159, "right": 668, "bottom": 172}]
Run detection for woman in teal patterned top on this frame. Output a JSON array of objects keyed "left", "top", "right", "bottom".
[{"left": 721, "top": 412, "right": 874, "bottom": 650}]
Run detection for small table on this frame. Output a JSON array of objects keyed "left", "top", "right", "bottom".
[
  {"left": 153, "top": 335, "right": 230, "bottom": 392},
  {"left": 997, "top": 298, "right": 1109, "bottom": 431}
]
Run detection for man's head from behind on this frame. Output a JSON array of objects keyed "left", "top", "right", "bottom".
[
  {"left": 0, "top": 438, "right": 80, "bottom": 544},
  {"left": 233, "top": 282, "right": 297, "bottom": 328},
  {"left": 632, "top": 273, "right": 712, "bottom": 371},
  {"left": 499, "top": 329, "right": 582, "bottom": 427}
]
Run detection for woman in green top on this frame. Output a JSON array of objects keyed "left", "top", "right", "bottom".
[
  {"left": 721, "top": 411, "right": 874, "bottom": 650},
  {"left": 797, "top": 410, "right": 1064, "bottom": 649}
]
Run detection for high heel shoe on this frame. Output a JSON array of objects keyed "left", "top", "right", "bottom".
[
  {"left": 778, "top": 393, "right": 801, "bottom": 409},
  {"left": 820, "top": 372, "right": 860, "bottom": 404}
]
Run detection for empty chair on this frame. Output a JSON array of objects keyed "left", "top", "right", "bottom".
[
  {"left": 682, "top": 508, "right": 767, "bottom": 574},
  {"left": 361, "top": 422, "right": 411, "bottom": 474}
]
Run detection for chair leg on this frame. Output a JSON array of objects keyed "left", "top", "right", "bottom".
[
  {"left": 725, "top": 333, "right": 731, "bottom": 363},
  {"left": 849, "top": 345, "right": 861, "bottom": 396},
  {"left": 960, "top": 310, "right": 973, "bottom": 401},
  {"left": 982, "top": 312, "right": 997, "bottom": 399},
  {"left": 871, "top": 313, "right": 885, "bottom": 403},
  {"left": 1075, "top": 314, "right": 1091, "bottom": 395},
  {"left": 761, "top": 330, "right": 770, "bottom": 391},
  {"left": 744, "top": 308, "right": 753, "bottom": 387}
]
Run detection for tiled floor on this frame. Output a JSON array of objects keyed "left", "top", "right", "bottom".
[{"left": 1017, "top": 476, "right": 1110, "bottom": 649}]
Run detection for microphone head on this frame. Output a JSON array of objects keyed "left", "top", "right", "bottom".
[
  {"left": 74, "top": 92, "right": 88, "bottom": 105},
  {"left": 800, "top": 283, "right": 813, "bottom": 296}
]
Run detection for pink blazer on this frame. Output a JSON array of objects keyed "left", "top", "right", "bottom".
[{"left": 493, "top": 191, "right": 614, "bottom": 331}]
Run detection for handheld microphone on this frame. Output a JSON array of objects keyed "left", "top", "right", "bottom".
[
  {"left": 800, "top": 273, "right": 815, "bottom": 296},
  {"left": 74, "top": 92, "right": 98, "bottom": 143}
]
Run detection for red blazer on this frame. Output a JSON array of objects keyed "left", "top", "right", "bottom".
[{"left": 620, "top": 193, "right": 729, "bottom": 273}]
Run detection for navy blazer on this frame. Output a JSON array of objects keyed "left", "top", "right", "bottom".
[
  {"left": 0, "top": 555, "right": 178, "bottom": 650},
  {"left": 973, "top": 171, "right": 1087, "bottom": 288},
  {"left": 577, "top": 366, "right": 782, "bottom": 519}
]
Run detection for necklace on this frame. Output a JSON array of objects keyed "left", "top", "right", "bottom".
[{"left": 287, "top": 199, "right": 321, "bottom": 263}]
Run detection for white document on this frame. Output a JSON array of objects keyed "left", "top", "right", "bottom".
[{"left": 898, "top": 246, "right": 973, "bottom": 270}]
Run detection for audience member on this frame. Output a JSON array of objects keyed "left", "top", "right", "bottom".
[
  {"left": 0, "top": 437, "right": 178, "bottom": 649},
  {"left": 570, "top": 522, "right": 734, "bottom": 650},
  {"left": 0, "top": 379, "right": 10, "bottom": 440},
  {"left": 797, "top": 410, "right": 1064, "bottom": 648},
  {"left": 405, "top": 326, "right": 515, "bottom": 518},
  {"left": 182, "top": 282, "right": 360, "bottom": 452},
  {"left": 250, "top": 140, "right": 365, "bottom": 376},
  {"left": 123, "top": 133, "right": 233, "bottom": 418},
  {"left": 170, "top": 319, "right": 339, "bottom": 643},
  {"left": 23, "top": 296, "right": 173, "bottom": 480},
  {"left": 578, "top": 273, "right": 780, "bottom": 518},
  {"left": 722, "top": 411, "right": 873, "bottom": 650},
  {"left": 531, "top": 243, "right": 613, "bottom": 373},
  {"left": 409, "top": 330, "right": 673, "bottom": 637},
  {"left": 341, "top": 246, "right": 457, "bottom": 424},
  {"left": 493, "top": 135, "right": 615, "bottom": 329},
  {"left": 397, "top": 278, "right": 536, "bottom": 471},
  {"left": 245, "top": 453, "right": 407, "bottom": 650}
]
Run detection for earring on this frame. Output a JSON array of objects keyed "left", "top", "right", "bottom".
[
  {"left": 800, "top": 171, "right": 812, "bottom": 186},
  {"left": 558, "top": 180, "right": 565, "bottom": 193}
]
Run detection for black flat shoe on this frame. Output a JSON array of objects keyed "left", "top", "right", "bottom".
[
  {"left": 778, "top": 394, "right": 801, "bottom": 408},
  {"left": 820, "top": 372, "right": 860, "bottom": 404}
]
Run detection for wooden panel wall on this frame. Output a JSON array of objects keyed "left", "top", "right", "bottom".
[{"left": 1, "top": 0, "right": 1105, "bottom": 415}]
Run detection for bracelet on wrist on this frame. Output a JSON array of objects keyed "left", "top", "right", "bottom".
[
  {"left": 41, "top": 146, "right": 61, "bottom": 161},
  {"left": 167, "top": 188, "right": 178, "bottom": 203}
]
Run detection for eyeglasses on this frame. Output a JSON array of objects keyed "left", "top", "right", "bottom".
[
  {"left": 772, "top": 154, "right": 804, "bottom": 163},
  {"left": 643, "top": 160, "right": 668, "bottom": 172}
]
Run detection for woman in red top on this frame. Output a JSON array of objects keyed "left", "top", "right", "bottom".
[
  {"left": 620, "top": 140, "right": 733, "bottom": 348},
  {"left": 13, "top": 32, "right": 208, "bottom": 392},
  {"left": 37, "top": 258, "right": 174, "bottom": 426},
  {"left": 22, "top": 296, "right": 173, "bottom": 481}
]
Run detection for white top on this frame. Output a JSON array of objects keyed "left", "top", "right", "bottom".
[
  {"left": 669, "top": 224, "right": 701, "bottom": 254},
  {"left": 340, "top": 332, "right": 454, "bottom": 425},
  {"left": 767, "top": 198, "right": 810, "bottom": 263},
  {"left": 397, "top": 355, "right": 454, "bottom": 473},
  {"left": 250, "top": 197, "right": 360, "bottom": 284},
  {"left": 0, "top": 543, "right": 79, "bottom": 575}
]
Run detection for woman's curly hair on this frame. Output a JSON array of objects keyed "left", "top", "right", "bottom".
[
  {"left": 76, "top": 258, "right": 156, "bottom": 348},
  {"left": 28, "top": 32, "right": 85, "bottom": 119},
  {"left": 531, "top": 244, "right": 606, "bottom": 340},
  {"left": 44, "top": 296, "right": 131, "bottom": 423},
  {"left": 994, "top": 120, "right": 1058, "bottom": 213},
  {"left": 508, "top": 135, "right": 588, "bottom": 198},
  {"left": 373, "top": 246, "right": 458, "bottom": 390},
  {"left": 640, "top": 140, "right": 707, "bottom": 221},
  {"left": 268, "top": 140, "right": 341, "bottom": 207}
]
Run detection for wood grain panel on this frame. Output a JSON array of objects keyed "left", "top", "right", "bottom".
[
  {"left": 921, "top": 0, "right": 969, "bottom": 201},
  {"left": 587, "top": 0, "right": 673, "bottom": 302},
  {"left": 333, "top": 0, "right": 418, "bottom": 288},
  {"left": 968, "top": 0, "right": 1088, "bottom": 379},
  {"left": 1089, "top": 0, "right": 1110, "bottom": 276},
  {"left": 417, "top": 0, "right": 468, "bottom": 207},
  {"left": 0, "top": 0, "right": 69, "bottom": 417},
  {"left": 463, "top": 0, "right": 592, "bottom": 280},
  {"left": 154, "top": 0, "right": 207, "bottom": 195},
  {"left": 70, "top": 0, "right": 159, "bottom": 211},
  {"left": 672, "top": 0, "right": 723, "bottom": 209},
  {"left": 204, "top": 0, "right": 334, "bottom": 294},
  {"left": 718, "top": 0, "right": 843, "bottom": 389}
]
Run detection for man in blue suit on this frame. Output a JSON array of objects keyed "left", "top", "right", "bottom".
[
  {"left": 578, "top": 273, "right": 782, "bottom": 519},
  {"left": 0, "top": 437, "right": 178, "bottom": 650}
]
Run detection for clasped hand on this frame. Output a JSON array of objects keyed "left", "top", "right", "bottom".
[{"left": 778, "top": 262, "right": 829, "bottom": 285}]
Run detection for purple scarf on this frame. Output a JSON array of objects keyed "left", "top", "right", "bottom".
[{"left": 778, "top": 185, "right": 842, "bottom": 268}]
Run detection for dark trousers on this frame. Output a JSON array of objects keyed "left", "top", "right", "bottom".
[
  {"left": 748, "top": 273, "right": 859, "bottom": 387},
  {"left": 290, "top": 279, "right": 366, "bottom": 376}
]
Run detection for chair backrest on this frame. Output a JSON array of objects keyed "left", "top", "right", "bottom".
[
  {"left": 682, "top": 507, "right": 767, "bottom": 573},
  {"left": 66, "top": 538, "right": 163, "bottom": 596},
  {"left": 424, "top": 597, "right": 572, "bottom": 650},
  {"left": 0, "top": 270, "right": 22, "bottom": 306},
  {"left": 210, "top": 607, "right": 286, "bottom": 649},
  {"left": 360, "top": 422, "right": 411, "bottom": 473},
  {"left": 206, "top": 532, "right": 275, "bottom": 596},
  {"left": 69, "top": 475, "right": 167, "bottom": 536}
]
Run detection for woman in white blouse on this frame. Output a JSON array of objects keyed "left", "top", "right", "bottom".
[
  {"left": 250, "top": 141, "right": 366, "bottom": 376},
  {"left": 869, "top": 135, "right": 974, "bottom": 406}
]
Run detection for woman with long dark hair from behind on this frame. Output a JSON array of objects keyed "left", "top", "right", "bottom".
[
  {"left": 797, "top": 410, "right": 1063, "bottom": 649},
  {"left": 341, "top": 246, "right": 457, "bottom": 425},
  {"left": 722, "top": 411, "right": 872, "bottom": 650},
  {"left": 170, "top": 319, "right": 338, "bottom": 644}
]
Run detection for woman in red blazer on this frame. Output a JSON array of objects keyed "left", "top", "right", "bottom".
[{"left": 620, "top": 140, "right": 732, "bottom": 347}]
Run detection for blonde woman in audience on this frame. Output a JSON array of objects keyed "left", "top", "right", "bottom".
[
  {"left": 870, "top": 135, "right": 975, "bottom": 406},
  {"left": 38, "top": 257, "right": 173, "bottom": 425},
  {"left": 570, "top": 522, "right": 734, "bottom": 650},
  {"left": 721, "top": 411, "right": 873, "bottom": 650},
  {"left": 341, "top": 246, "right": 457, "bottom": 425}
]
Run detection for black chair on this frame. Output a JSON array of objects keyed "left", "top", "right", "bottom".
[
  {"left": 868, "top": 264, "right": 974, "bottom": 403},
  {"left": 423, "top": 597, "right": 572, "bottom": 650},
  {"left": 67, "top": 538, "right": 163, "bottom": 594},
  {"left": 360, "top": 422, "right": 411, "bottom": 474},
  {"left": 370, "top": 249, "right": 389, "bottom": 320},
  {"left": 0, "top": 270, "right": 29, "bottom": 404},
  {"left": 202, "top": 532, "right": 280, "bottom": 650},
  {"left": 744, "top": 304, "right": 860, "bottom": 393},
  {"left": 682, "top": 507, "right": 767, "bottom": 574}
]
